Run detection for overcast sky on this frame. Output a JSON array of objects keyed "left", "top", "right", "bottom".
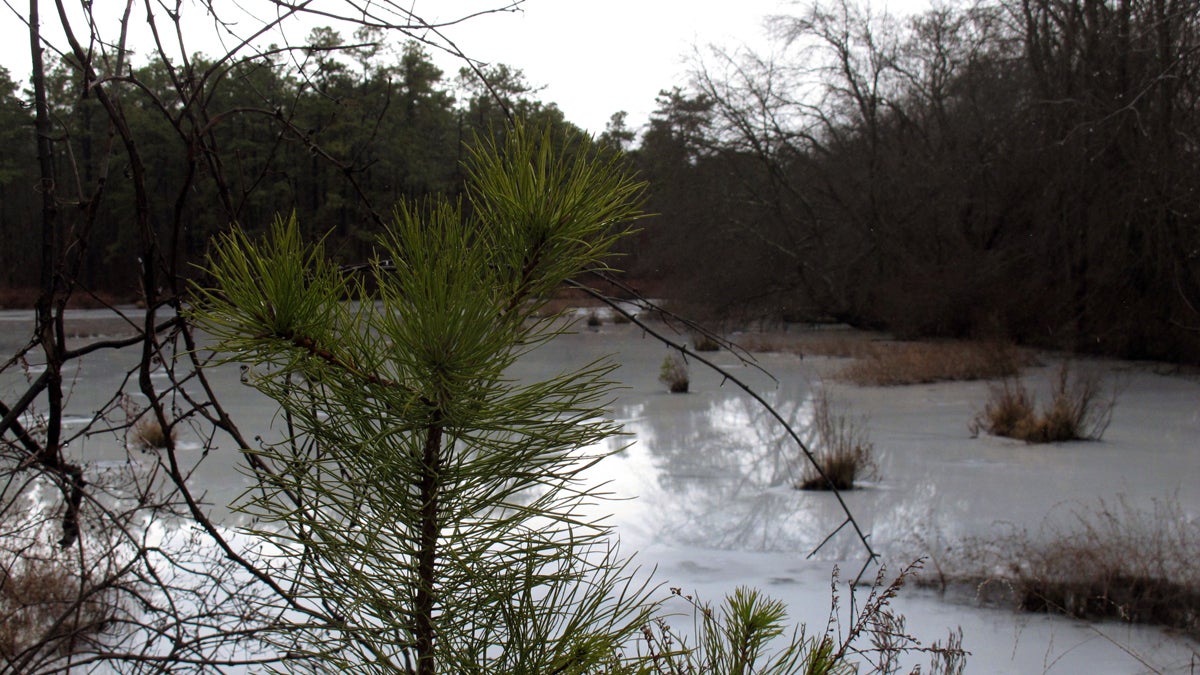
[
  {"left": 429, "top": 0, "right": 793, "bottom": 133},
  {"left": 1, "top": 0, "right": 926, "bottom": 135}
]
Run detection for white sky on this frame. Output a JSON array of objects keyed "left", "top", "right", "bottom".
[
  {"left": 431, "top": 0, "right": 793, "bottom": 133},
  {"left": 0, "top": 0, "right": 927, "bottom": 134}
]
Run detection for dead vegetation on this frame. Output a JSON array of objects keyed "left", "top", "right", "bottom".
[
  {"left": 919, "top": 497, "right": 1200, "bottom": 638},
  {"left": 971, "top": 363, "right": 1116, "bottom": 442},
  {"left": 659, "top": 353, "right": 690, "bottom": 393},
  {"left": 797, "top": 388, "right": 877, "bottom": 491},
  {"left": 837, "top": 341, "right": 1033, "bottom": 386},
  {"left": 736, "top": 331, "right": 1034, "bottom": 386},
  {"left": 691, "top": 332, "right": 720, "bottom": 352},
  {"left": 129, "top": 413, "right": 176, "bottom": 450},
  {"left": 0, "top": 555, "right": 113, "bottom": 661},
  {"left": 735, "top": 330, "right": 875, "bottom": 358}
]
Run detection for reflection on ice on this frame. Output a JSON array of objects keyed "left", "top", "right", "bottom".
[{"left": 601, "top": 389, "right": 893, "bottom": 558}]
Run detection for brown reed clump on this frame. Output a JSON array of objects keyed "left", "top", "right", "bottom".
[
  {"left": 971, "top": 363, "right": 1115, "bottom": 443},
  {"left": 797, "top": 389, "right": 876, "bottom": 491},
  {"left": 691, "top": 332, "right": 720, "bottom": 352},
  {"left": 0, "top": 554, "right": 115, "bottom": 660},
  {"left": 658, "top": 353, "right": 690, "bottom": 393},
  {"left": 130, "top": 413, "right": 176, "bottom": 450}
]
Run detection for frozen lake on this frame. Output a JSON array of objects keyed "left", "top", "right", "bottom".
[{"left": 2, "top": 310, "right": 1198, "bottom": 672}]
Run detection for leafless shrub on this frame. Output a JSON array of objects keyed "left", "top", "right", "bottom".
[
  {"left": 797, "top": 388, "right": 877, "bottom": 490},
  {"left": 920, "top": 497, "right": 1200, "bottom": 638},
  {"left": 0, "top": 551, "right": 114, "bottom": 661},
  {"left": 971, "top": 363, "right": 1116, "bottom": 442},
  {"left": 659, "top": 353, "right": 690, "bottom": 393},
  {"left": 0, "top": 392, "right": 294, "bottom": 672},
  {"left": 839, "top": 341, "right": 1033, "bottom": 386}
]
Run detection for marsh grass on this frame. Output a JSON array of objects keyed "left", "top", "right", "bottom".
[
  {"left": 130, "top": 413, "right": 176, "bottom": 450},
  {"left": 838, "top": 340, "right": 1032, "bottom": 386},
  {"left": 659, "top": 353, "right": 690, "bottom": 393},
  {"left": 797, "top": 389, "right": 877, "bottom": 491},
  {"left": 920, "top": 498, "right": 1200, "bottom": 638},
  {"left": 971, "top": 363, "right": 1116, "bottom": 442},
  {"left": 0, "top": 555, "right": 112, "bottom": 660},
  {"left": 690, "top": 332, "right": 720, "bottom": 352},
  {"left": 736, "top": 331, "right": 1033, "bottom": 386}
]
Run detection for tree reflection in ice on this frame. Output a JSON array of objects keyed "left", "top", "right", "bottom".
[{"left": 600, "top": 386, "right": 877, "bottom": 556}]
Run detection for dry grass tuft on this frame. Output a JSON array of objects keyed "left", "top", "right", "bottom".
[
  {"left": 658, "top": 353, "right": 689, "bottom": 393},
  {"left": 838, "top": 340, "right": 1033, "bottom": 386},
  {"left": 0, "top": 555, "right": 113, "bottom": 660},
  {"left": 690, "top": 333, "right": 720, "bottom": 352},
  {"left": 971, "top": 363, "right": 1115, "bottom": 443},
  {"left": 130, "top": 413, "right": 176, "bottom": 450},
  {"left": 921, "top": 498, "right": 1200, "bottom": 638},
  {"left": 797, "top": 389, "right": 877, "bottom": 491}
]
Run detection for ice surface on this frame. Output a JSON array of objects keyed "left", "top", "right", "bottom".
[{"left": 4, "top": 312, "right": 1197, "bottom": 672}]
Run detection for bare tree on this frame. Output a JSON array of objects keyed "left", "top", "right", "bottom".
[{"left": 674, "top": 0, "right": 1199, "bottom": 357}]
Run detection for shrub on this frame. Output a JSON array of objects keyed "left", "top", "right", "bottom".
[
  {"left": 586, "top": 311, "right": 603, "bottom": 327},
  {"left": 971, "top": 363, "right": 1115, "bottom": 442},
  {"left": 839, "top": 340, "right": 1032, "bottom": 386},
  {"left": 0, "top": 495, "right": 120, "bottom": 663},
  {"left": 973, "top": 379, "right": 1035, "bottom": 438},
  {"left": 659, "top": 353, "right": 690, "bottom": 393},
  {"left": 797, "top": 389, "right": 877, "bottom": 490},
  {"left": 920, "top": 497, "right": 1199, "bottom": 638}
]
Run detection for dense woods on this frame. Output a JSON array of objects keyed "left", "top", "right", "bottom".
[
  {"left": 1, "top": 0, "right": 1198, "bottom": 365},
  {"left": 629, "top": 0, "right": 1200, "bottom": 362},
  {"left": 0, "top": 33, "right": 576, "bottom": 295}
]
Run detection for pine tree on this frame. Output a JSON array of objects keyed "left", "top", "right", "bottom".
[{"left": 192, "top": 123, "right": 653, "bottom": 673}]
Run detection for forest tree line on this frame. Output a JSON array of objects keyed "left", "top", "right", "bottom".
[
  {"left": 0, "top": 28, "right": 587, "bottom": 296},
  {"left": 627, "top": 0, "right": 1200, "bottom": 363},
  {"left": 3, "top": 0, "right": 1200, "bottom": 362}
]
